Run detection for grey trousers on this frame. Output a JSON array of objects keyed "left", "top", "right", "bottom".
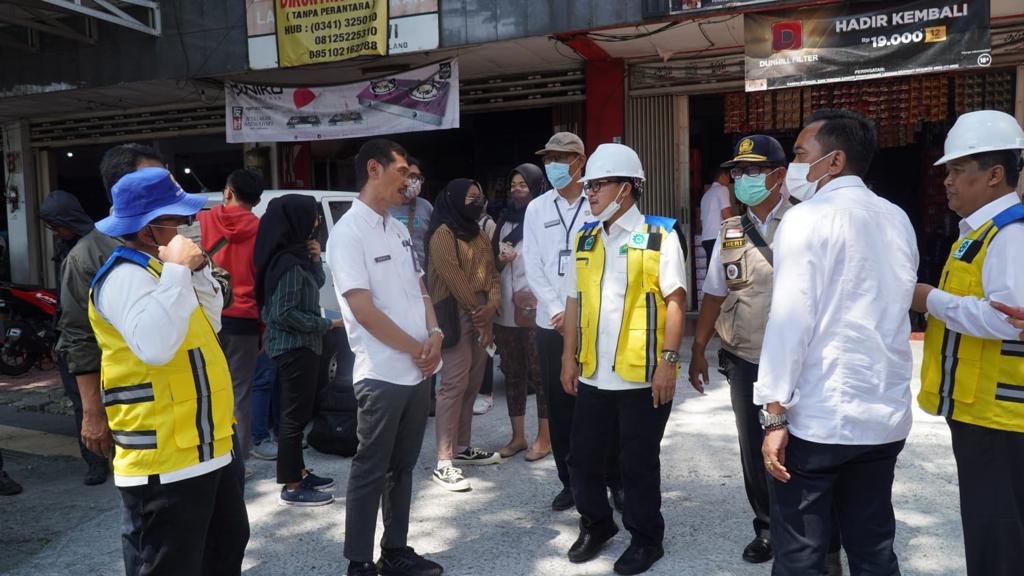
[
  {"left": 219, "top": 332, "right": 260, "bottom": 460},
  {"left": 344, "top": 378, "right": 430, "bottom": 563}
]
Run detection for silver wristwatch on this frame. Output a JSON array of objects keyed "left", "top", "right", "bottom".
[
  {"left": 758, "top": 409, "right": 789, "bottom": 431},
  {"left": 660, "top": 350, "right": 681, "bottom": 364},
  {"left": 428, "top": 327, "right": 444, "bottom": 339}
]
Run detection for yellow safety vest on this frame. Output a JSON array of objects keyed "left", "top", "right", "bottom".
[
  {"left": 574, "top": 216, "right": 676, "bottom": 383},
  {"left": 88, "top": 247, "right": 235, "bottom": 478},
  {"left": 919, "top": 204, "right": 1024, "bottom": 432}
]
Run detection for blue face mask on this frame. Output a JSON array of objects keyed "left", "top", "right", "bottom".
[
  {"left": 734, "top": 170, "right": 780, "bottom": 207},
  {"left": 545, "top": 159, "right": 577, "bottom": 190}
]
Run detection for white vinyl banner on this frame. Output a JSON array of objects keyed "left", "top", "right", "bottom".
[{"left": 225, "top": 59, "right": 458, "bottom": 143}]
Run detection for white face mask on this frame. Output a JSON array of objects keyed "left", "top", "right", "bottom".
[
  {"left": 592, "top": 183, "right": 627, "bottom": 223},
  {"left": 785, "top": 151, "right": 836, "bottom": 202},
  {"left": 402, "top": 178, "right": 422, "bottom": 200},
  {"left": 148, "top": 221, "right": 202, "bottom": 248}
]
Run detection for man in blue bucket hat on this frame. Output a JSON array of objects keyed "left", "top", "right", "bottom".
[{"left": 89, "top": 167, "right": 249, "bottom": 576}]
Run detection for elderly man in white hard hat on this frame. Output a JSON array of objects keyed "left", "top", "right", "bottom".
[
  {"left": 559, "top": 143, "right": 687, "bottom": 575},
  {"left": 912, "top": 110, "right": 1024, "bottom": 576}
]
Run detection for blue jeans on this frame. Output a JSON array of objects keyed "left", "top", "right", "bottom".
[{"left": 251, "top": 351, "right": 280, "bottom": 445}]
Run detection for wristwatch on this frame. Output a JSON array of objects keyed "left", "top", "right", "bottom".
[
  {"left": 660, "top": 350, "right": 681, "bottom": 364},
  {"left": 428, "top": 327, "right": 444, "bottom": 339},
  {"left": 758, "top": 409, "right": 789, "bottom": 431}
]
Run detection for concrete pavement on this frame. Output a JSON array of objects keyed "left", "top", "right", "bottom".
[{"left": 0, "top": 341, "right": 965, "bottom": 575}]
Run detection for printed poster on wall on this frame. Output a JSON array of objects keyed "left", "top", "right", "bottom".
[
  {"left": 225, "top": 59, "right": 459, "bottom": 143},
  {"left": 276, "top": 0, "right": 388, "bottom": 68},
  {"left": 744, "top": 0, "right": 991, "bottom": 91}
]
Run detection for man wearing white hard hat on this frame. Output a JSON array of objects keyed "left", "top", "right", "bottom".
[
  {"left": 560, "top": 143, "right": 686, "bottom": 575},
  {"left": 911, "top": 109, "right": 1024, "bottom": 576}
]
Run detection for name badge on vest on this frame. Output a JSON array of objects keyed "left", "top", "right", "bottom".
[
  {"left": 952, "top": 239, "right": 973, "bottom": 260},
  {"left": 544, "top": 219, "right": 560, "bottom": 228},
  {"left": 374, "top": 255, "right": 391, "bottom": 263}
]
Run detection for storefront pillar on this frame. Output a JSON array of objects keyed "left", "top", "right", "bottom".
[
  {"left": 2, "top": 121, "right": 42, "bottom": 284},
  {"left": 585, "top": 58, "right": 626, "bottom": 151}
]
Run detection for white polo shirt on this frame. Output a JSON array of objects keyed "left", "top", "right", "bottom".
[
  {"left": 522, "top": 188, "right": 592, "bottom": 329},
  {"left": 328, "top": 199, "right": 428, "bottom": 386},
  {"left": 563, "top": 205, "right": 688, "bottom": 391}
]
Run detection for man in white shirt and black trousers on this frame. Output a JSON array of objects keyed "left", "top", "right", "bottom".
[
  {"left": 756, "top": 109, "right": 919, "bottom": 575},
  {"left": 560, "top": 143, "right": 687, "bottom": 575},
  {"left": 523, "top": 132, "right": 622, "bottom": 512},
  {"left": 330, "top": 139, "right": 444, "bottom": 576}
]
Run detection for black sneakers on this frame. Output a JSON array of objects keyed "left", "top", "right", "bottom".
[
  {"left": 377, "top": 546, "right": 444, "bottom": 576},
  {"left": 453, "top": 447, "right": 500, "bottom": 466}
]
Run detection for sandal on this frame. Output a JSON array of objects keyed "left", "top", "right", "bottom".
[
  {"left": 524, "top": 447, "right": 551, "bottom": 462},
  {"left": 498, "top": 442, "right": 528, "bottom": 459}
]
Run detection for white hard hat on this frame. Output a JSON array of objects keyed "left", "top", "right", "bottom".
[
  {"left": 935, "top": 110, "right": 1024, "bottom": 166},
  {"left": 579, "top": 143, "right": 645, "bottom": 183}
]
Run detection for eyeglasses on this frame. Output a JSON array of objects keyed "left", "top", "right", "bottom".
[
  {"left": 730, "top": 166, "right": 774, "bottom": 179},
  {"left": 407, "top": 175, "right": 424, "bottom": 184},
  {"left": 509, "top": 182, "right": 530, "bottom": 191},
  {"left": 583, "top": 179, "right": 622, "bottom": 193}
]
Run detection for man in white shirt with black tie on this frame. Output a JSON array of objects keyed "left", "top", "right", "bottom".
[{"left": 755, "top": 109, "right": 919, "bottom": 575}]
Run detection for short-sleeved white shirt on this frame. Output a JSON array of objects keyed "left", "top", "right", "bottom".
[
  {"left": 564, "top": 205, "right": 688, "bottom": 391},
  {"left": 699, "top": 182, "right": 731, "bottom": 242},
  {"left": 328, "top": 199, "right": 428, "bottom": 386}
]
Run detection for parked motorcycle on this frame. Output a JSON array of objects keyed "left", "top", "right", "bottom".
[{"left": 0, "top": 283, "right": 59, "bottom": 375}]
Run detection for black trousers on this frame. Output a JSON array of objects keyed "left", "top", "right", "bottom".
[
  {"left": 479, "top": 356, "right": 495, "bottom": 396},
  {"left": 571, "top": 383, "right": 671, "bottom": 546},
  {"left": 344, "top": 379, "right": 430, "bottom": 563},
  {"left": 57, "top": 354, "right": 107, "bottom": 468},
  {"left": 719, "top": 350, "right": 771, "bottom": 539},
  {"left": 536, "top": 328, "right": 621, "bottom": 492},
  {"left": 770, "top": 434, "right": 903, "bottom": 576},
  {"left": 949, "top": 419, "right": 1024, "bottom": 576},
  {"left": 119, "top": 455, "right": 249, "bottom": 576},
  {"left": 274, "top": 347, "right": 319, "bottom": 484}
]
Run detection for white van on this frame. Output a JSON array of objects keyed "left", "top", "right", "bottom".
[
  {"left": 201, "top": 189, "right": 358, "bottom": 318},
  {"left": 201, "top": 189, "right": 358, "bottom": 386}
]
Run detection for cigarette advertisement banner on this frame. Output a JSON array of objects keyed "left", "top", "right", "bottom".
[
  {"left": 276, "top": 0, "right": 387, "bottom": 68},
  {"left": 744, "top": 0, "right": 991, "bottom": 91},
  {"left": 225, "top": 59, "right": 459, "bottom": 143}
]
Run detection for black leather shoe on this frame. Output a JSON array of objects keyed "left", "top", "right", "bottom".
[
  {"left": 825, "top": 551, "right": 843, "bottom": 576},
  {"left": 568, "top": 521, "right": 619, "bottom": 563},
  {"left": 610, "top": 488, "right": 625, "bottom": 512},
  {"left": 377, "top": 546, "right": 443, "bottom": 576},
  {"left": 613, "top": 543, "right": 664, "bottom": 575},
  {"left": 742, "top": 536, "right": 772, "bottom": 564},
  {"left": 347, "top": 561, "right": 378, "bottom": 576},
  {"left": 84, "top": 461, "right": 108, "bottom": 486},
  {"left": 551, "top": 487, "right": 574, "bottom": 511}
]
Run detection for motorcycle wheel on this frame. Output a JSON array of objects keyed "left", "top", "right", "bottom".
[{"left": 0, "top": 320, "right": 39, "bottom": 376}]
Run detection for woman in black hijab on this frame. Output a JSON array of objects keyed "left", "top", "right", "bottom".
[
  {"left": 489, "top": 164, "right": 551, "bottom": 461},
  {"left": 425, "top": 178, "right": 502, "bottom": 491},
  {"left": 254, "top": 194, "right": 340, "bottom": 507}
]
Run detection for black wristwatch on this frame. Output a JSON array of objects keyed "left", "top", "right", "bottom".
[
  {"left": 660, "top": 350, "right": 681, "bottom": 364},
  {"left": 758, "top": 409, "right": 789, "bottom": 431}
]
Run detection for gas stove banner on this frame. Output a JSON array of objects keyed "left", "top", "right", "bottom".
[
  {"left": 744, "top": 0, "right": 991, "bottom": 91},
  {"left": 225, "top": 59, "right": 459, "bottom": 144},
  {"left": 277, "top": 0, "right": 388, "bottom": 68}
]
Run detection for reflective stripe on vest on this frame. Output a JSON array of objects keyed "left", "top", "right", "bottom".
[
  {"left": 88, "top": 246, "right": 235, "bottom": 477},
  {"left": 919, "top": 204, "right": 1024, "bottom": 432},
  {"left": 574, "top": 216, "right": 674, "bottom": 383}
]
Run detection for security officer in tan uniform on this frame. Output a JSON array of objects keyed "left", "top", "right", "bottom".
[{"left": 689, "top": 136, "right": 843, "bottom": 575}]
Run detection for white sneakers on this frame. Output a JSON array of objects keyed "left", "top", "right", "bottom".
[{"left": 432, "top": 465, "right": 471, "bottom": 492}]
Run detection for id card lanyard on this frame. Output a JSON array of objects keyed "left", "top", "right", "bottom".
[{"left": 556, "top": 196, "right": 585, "bottom": 276}]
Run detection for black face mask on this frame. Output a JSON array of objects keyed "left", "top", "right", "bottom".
[{"left": 460, "top": 200, "right": 484, "bottom": 222}]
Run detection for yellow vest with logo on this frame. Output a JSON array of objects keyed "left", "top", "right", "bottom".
[
  {"left": 574, "top": 216, "right": 676, "bottom": 383},
  {"left": 88, "top": 247, "right": 235, "bottom": 477},
  {"left": 919, "top": 204, "right": 1024, "bottom": 432}
]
